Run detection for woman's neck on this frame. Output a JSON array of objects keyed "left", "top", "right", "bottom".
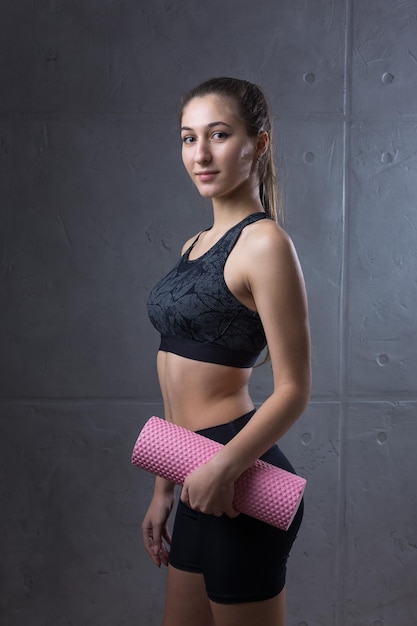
[{"left": 210, "top": 185, "right": 264, "bottom": 229}]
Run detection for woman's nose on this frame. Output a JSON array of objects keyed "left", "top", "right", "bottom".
[{"left": 195, "top": 139, "right": 212, "bottom": 163}]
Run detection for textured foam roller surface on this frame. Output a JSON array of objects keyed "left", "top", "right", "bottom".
[{"left": 132, "top": 416, "right": 306, "bottom": 530}]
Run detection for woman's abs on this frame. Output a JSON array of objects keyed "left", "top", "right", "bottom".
[{"left": 157, "top": 351, "right": 254, "bottom": 431}]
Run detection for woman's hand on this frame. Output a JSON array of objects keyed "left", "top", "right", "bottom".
[
  {"left": 180, "top": 457, "right": 240, "bottom": 518},
  {"left": 142, "top": 487, "right": 175, "bottom": 567}
]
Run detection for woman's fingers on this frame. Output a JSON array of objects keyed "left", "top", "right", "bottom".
[
  {"left": 180, "top": 484, "right": 189, "bottom": 505},
  {"left": 181, "top": 483, "right": 240, "bottom": 518},
  {"left": 142, "top": 521, "right": 164, "bottom": 567},
  {"left": 162, "top": 526, "right": 172, "bottom": 546},
  {"left": 224, "top": 504, "right": 240, "bottom": 518}
]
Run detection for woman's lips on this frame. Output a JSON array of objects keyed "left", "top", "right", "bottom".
[{"left": 195, "top": 171, "right": 219, "bottom": 182}]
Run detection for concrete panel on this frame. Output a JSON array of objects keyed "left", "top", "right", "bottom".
[
  {"left": 347, "top": 121, "right": 417, "bottom": 395},
  {"left": 2, "top": 0, "right": 417, "bottom": 624},
  {"left": 351, "top": 0, "right": 417, "bottom": 117},
  {"left": 251, "top": 119, "right": 344, "bottom": 399},
  {"left": 281, "top": 401, "right": 342, "bottom": 626},
  {"left": 0, "top": 402, "right": 166, "bottom": 626},
  {"left": 344, "top": 401, "right": 417, "bottom": 625},
  {"left": 1, "top": 112, "right": 345, "bottom": 401},
  {"left": 0, "top": 400, "right": 342, "bottom": 626},
  {"left": 0, "top": 0, "right": 345, "bottom": 115},
  {"left": 0, "top": 113, "right": 197, "bottom": 399}
]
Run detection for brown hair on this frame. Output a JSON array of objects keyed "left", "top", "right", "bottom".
[{"left": 180, "top": 77, "right": 283, "bottom": 225}]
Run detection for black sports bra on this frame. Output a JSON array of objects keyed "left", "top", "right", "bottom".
[{"left": 147, "top": 212, "right": 269, "bottom": 367}]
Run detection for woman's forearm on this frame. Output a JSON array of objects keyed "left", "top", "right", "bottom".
[
  {"left": 211, "top": 382, "right": 309, "bottom": 483},
  {"left": 153, "top": 475, "right": 176, "bottom": 495}
]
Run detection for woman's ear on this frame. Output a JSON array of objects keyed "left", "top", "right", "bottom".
[{"left": 256, "top": 131, "right": 269, "bottom": 159}]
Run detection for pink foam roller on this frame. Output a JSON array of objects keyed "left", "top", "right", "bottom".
[{"left": 132, "top": 416, "right": 305, "bottom": 530}]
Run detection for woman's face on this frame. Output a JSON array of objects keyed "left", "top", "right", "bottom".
[{"left": 180, "top": 94, "right": 259, "bottom": 202}]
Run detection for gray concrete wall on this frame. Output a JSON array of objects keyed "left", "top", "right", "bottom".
[{"left": 1, "top": 1, "right": 416, "bottom": 624}]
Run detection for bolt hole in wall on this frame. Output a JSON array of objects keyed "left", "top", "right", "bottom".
[
  {"left": 376, "top": 432, "right": 387, "bottom": 445},
  {"left": 303, "top": 72, "right": 315, "bottom": 83},
  {"left": 376, "top": 354, "right": 389, "bottom": 366},
  {"left": 381, "top": 152, "right": 393, "bottom": 163},
  {"left": 303, "top": 151, "right": 315, "bottom": 163},
  {"left": 381, "top": 72, "right": 394, "bottom": 84},
  {"left": 301, "top": 433, "right": 312, "bottom": 446}
]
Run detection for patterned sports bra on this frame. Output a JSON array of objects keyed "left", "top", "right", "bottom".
[{"left": 147, "top": 212, "right": 269, "bottom": 367}]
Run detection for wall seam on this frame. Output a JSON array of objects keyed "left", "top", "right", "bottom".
[
  {"left": 338, "top": 1, "right": 353, "bottom": 624},
  {"left": 2, "top": 396, "right": 416, "bottom": 406}
]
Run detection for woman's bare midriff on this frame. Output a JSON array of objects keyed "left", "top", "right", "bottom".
[{"left": 157, "top": 350, "right": 255, "bottom": 431}]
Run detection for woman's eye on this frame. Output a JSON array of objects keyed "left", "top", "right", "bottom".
[
  {"left": 211, "top": 132, "right": 228, "bottom": 140},
  {"left": 182, "top": 136, "right": 195, "bottom": 144}
]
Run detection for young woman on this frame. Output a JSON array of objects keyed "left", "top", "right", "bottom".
[{"left": 143, "top": 77, "right": 311, "bottom": 626}]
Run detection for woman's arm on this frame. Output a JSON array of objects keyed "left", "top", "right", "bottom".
[
  {"left": 215, "top": 221, "right": 311, "bottom": 478},
  {"left": 181, "top": 221, "right": 311, "bottom": 513},
  {"left": 143, "top": 353, "right": 177, "bottom": 565},
  {"left": 142, "top": 476, "right": 176, "bottom": 567}
]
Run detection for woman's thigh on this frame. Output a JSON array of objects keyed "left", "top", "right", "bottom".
[
  {"left": 162, "top": 564, "right": 214, "bottom": 626},
  {"left": 162, "top": 564, "right": 285, "bottom": 626}
]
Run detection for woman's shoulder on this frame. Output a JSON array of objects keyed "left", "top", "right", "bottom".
[{"left": 241, "top": 216, "right": 294, "bottom": 258}]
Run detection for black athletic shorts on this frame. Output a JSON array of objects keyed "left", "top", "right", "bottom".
[{"left": 168, "top": 410, "right": 304, "bottom": 604}]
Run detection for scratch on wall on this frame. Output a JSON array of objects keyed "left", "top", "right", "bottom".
[{"left": 56, "top": 210, "right": 73, "bottom": 249}]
